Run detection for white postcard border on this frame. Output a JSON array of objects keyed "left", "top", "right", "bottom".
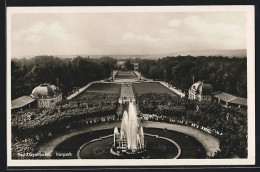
[{"left": 6, "top": 5, "right": 255, "bottom": 166}]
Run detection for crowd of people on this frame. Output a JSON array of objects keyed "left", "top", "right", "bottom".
[
  {"left": 12, "top": 93, "right": 118, "bottom": 132},
  {"left": 136, "top": 93, "right": 247, "bottom": 158},
  {"left": 12, "top": 137, "right": 39, "bottom": 159},
  {"left": 12, "top": 91, "right": 247, "bottom": 159},
  {"left": 12, "top": 93, "right": 120, "bottom": 159},
  {"left": 12, "top": 113, "right": 119, "bottom": 159}
]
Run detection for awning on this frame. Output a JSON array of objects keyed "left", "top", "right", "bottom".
[
  {"left": 213, "top": 92, "right": 236, "bottom": 102},
  {"left": 11, "top": 96, "right": 36, "bottom": 109}
]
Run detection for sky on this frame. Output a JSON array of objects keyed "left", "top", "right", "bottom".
[{"left": 11, "top": 12, "right": 247, "bottom": 57}]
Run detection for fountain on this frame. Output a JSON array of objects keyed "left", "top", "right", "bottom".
[
  {"left": 110, "top": 101, "right": 146, "bottom": 157},
  {"left": 76, "top": 91, "right": 183, "bottom": 159}
]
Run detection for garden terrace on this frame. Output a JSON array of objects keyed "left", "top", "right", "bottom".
[{"left": 133, "top": 82, "right": 178, "bottom": 97}]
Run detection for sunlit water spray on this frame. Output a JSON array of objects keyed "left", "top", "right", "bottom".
[{"left": 111, "top": 101, "right": 145, "bottom": 156}]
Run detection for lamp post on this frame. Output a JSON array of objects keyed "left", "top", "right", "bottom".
[{"left": 164, "top": 69, "right": 166, "bottom": 82}]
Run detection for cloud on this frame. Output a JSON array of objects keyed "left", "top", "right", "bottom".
[
  {"left": 13, "top": 22, "right": 75, "bottom": 44},
  {"left": 159, "top": 28, "right": 178, "bottom": 36},
  {"left": 12, "top": 22, "right": 91, "bottom": 56},
  {"left": 11, "top": 13, "right": 247, "bottom": 56},
  {"left": 122, "top": 32, "right": 156, "bottom": 42},
  {"left": 183, "top": 16, "right": 245, "bottom": 39},
  {"left": 182, "top": 16, "right": 246, "bottom": 49},
  {"left": 168, "top": 19, "right": 182, "bottom": 27}
]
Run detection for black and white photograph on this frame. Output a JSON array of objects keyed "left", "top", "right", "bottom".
[{"left": 7, "top": 6, "right": 255, "bottom": 166}]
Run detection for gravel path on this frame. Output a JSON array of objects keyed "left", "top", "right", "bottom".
[{"left": 38, "top": 121, "right": 219, "bottom": 158}]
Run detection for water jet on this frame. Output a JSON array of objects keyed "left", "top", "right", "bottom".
[{"left": 110, "top": 102, "right": 146, "bottom": 157}]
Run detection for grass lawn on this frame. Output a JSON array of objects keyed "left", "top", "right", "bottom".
[
  {"left": 85, "top": 83, "right": 121, "bottom": 95},
  {"left": 133, "top": 82, "right": 178, "bottom": 96},
  {"left": 115, "top": 71, "right": 138, "bottom": 79}
]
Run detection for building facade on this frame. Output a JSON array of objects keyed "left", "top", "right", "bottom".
[
  {"left": 188, "top": 81, "right": 213, "bottom": 101},
  {"left": 134, "top": 63, "right": 139, "bottom": 70}
]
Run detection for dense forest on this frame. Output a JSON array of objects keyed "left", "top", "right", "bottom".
[
  {"left": 11, "top": 56, "right": 117, "bottom": 99},
  {"left": 137, "top": 56, "right": 247, "bottom": 98}
]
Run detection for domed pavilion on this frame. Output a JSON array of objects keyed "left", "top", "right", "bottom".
[{"left": 30, "top": 83, "right": 62, "bottom": 108}]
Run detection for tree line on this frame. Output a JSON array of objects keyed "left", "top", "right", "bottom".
[
  {"left": 11, "top": 55, "right": 247, "bottom": 99},
  {"left": 137, "top": 56, "right": 247, "bottom": 98}
]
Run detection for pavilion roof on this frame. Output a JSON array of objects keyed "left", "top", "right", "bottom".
[
  {"left": 213, "top": 92, "right": 247, "bottom": 106},
  {"left": 230, "top": 97, "right": 247, "bottom": 106},
  {"left": 213, "top": 92, "right": 236, "bottom": 102}
]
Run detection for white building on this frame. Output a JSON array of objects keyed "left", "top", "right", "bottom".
[
  {"left": 134, "top": 63, "right": 139, "bottom": 70},
  {"left": 188, "top": 81, "right": 213, "bottom": 101},
  {"left": 30, "top": 83, "right": 62, "bottom": 108}
]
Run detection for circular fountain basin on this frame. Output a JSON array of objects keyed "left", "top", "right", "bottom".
[
  {"left": 77, "top": 133, "right": 180, "bottom": 159},
  {"left": 52, "top": 128, "right": 206, "bottom": 159}
]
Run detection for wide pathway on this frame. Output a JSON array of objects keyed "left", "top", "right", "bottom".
[
  {"left": 38, "top": 121, "right": 219, "bottom": 158},
  {"left": 120, "top": 84, "right": 134, "bottom": 99},
  {"left": 159, "top": 81, "right": 186, "bottom": 98},
  {"left": 67, "top": 81, "right": 95, "bottom": 100},
  {"left": 118, "top": 83, "right": 136, "bottom": 104}
]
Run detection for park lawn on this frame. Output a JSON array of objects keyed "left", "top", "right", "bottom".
[
  {"left": 133, "top": 82, "right": 178, "bottom": 96},
  {"left": 85, "top": 83, "right": 121, "bottom": 95},
  {"left": 115, "top": 71, "right": 138, "bottom": 79}
]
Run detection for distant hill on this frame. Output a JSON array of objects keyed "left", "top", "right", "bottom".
[
  {"left": 12, "top": 49, "right": 246, "bottom": 59},
  {"left": 167, "top": 49, "right": 247, "bottom": 58},
  {"left": 96, "top": 49, "right": 247, "bottom": 59}
]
